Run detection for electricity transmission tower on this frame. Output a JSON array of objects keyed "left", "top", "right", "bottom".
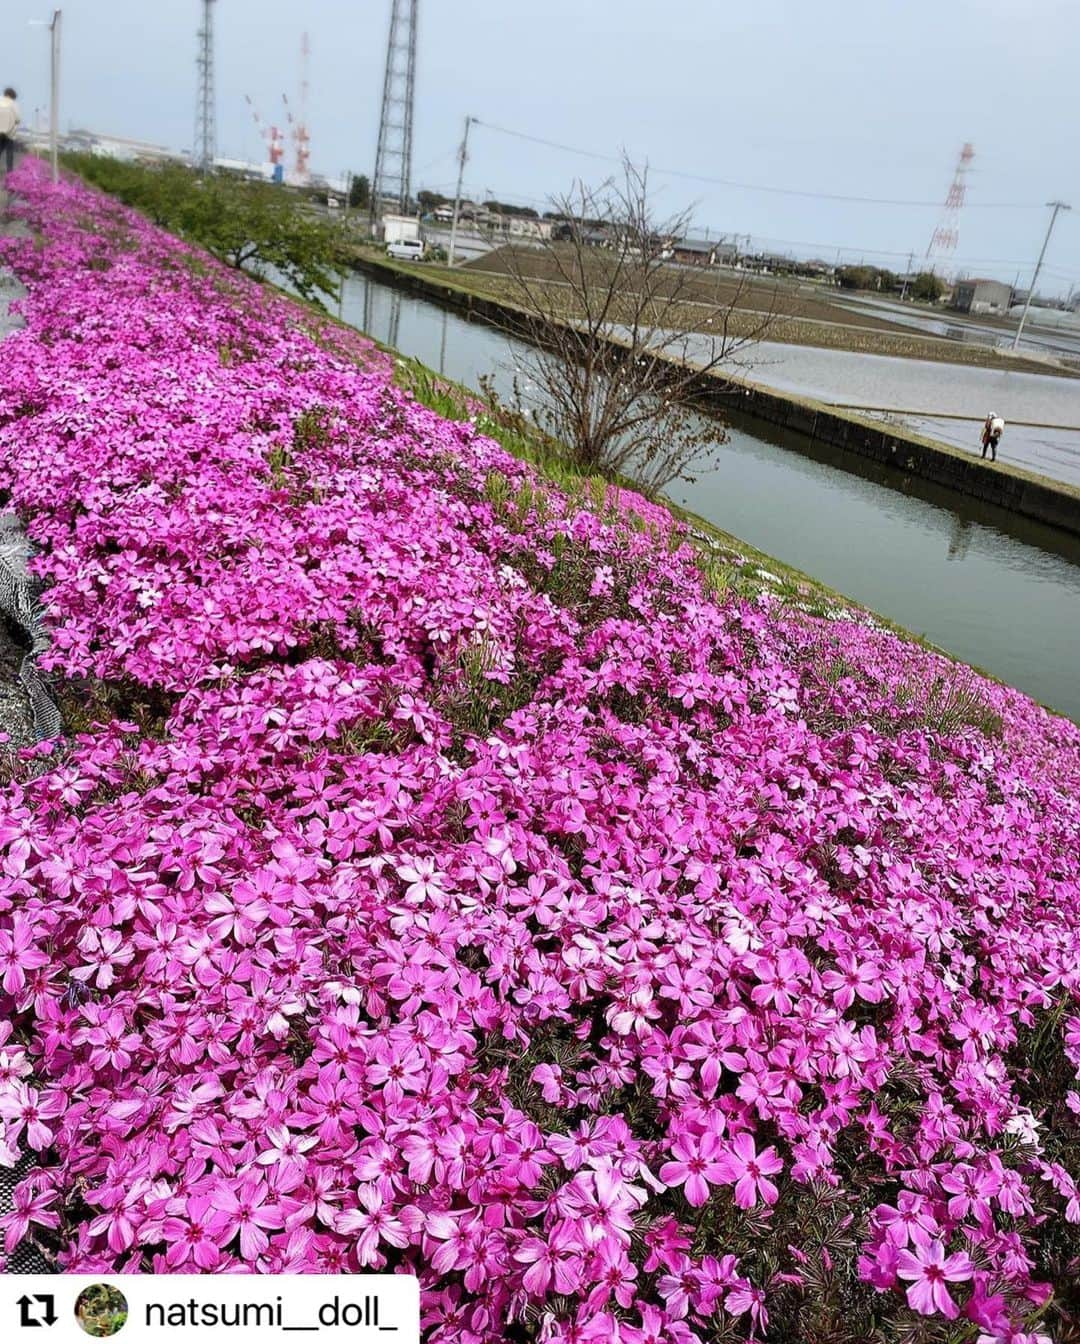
[
  {"left": 194, "top": 0, "right": 217, "bottom": 172},
  {"left": 924, "top": 142, "right": 974, "bottom": 273},
  {"left": 371, "top": 0, "right": 418, "bottom": 229}
]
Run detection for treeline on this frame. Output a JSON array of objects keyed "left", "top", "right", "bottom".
[
  {"left": 836, "top": 265, "right": 946, "bottom": 301},
  {"left": 417, "top": 190, "right": 542, "bottom": 219},
  {"left": 65, "top": 155, "right": 345, "bottom": 306}
]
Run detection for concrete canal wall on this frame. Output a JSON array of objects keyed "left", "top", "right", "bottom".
[{"left": 346, "top": 252, "right": 1080, "bottom": 539}]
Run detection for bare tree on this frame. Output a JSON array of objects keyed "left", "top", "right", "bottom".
[{"left": 493, "top": 159, "right": 773, "bottom": 494}]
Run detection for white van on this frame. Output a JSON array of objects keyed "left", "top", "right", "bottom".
[{"left": 387, "top": 239, "right": 426, "bottom": 262}]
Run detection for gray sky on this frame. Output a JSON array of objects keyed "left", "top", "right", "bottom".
[{"left": 7, "top": 0, "right": 1080, "bottom": 293}]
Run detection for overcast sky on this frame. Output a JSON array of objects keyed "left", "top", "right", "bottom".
[{"left": 6, "top": 0, "right": 1079, "bottom": 292}]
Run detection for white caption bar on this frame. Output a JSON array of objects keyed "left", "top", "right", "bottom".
[{"left": 2, "top": 1275, "right": 419, "bottom": 1344}]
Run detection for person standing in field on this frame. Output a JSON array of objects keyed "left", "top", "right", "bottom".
[
  {"left": 0, "top": 88, "right": 20, "bottom": 177},
  {"left": 981, "top": 411, "right": 1005, "bottom": 462}
]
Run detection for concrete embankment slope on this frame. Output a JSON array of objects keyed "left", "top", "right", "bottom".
[{"left": 347, "top": 251, "right": 1080, "bottom": 540}]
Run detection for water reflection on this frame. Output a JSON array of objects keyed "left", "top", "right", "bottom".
[{"left": 947, "top": 515, "right": 973, "bottom": 562}]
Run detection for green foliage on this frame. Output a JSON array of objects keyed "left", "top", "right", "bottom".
[
  {"left": 348, "top": 173, "right": 370, "bottom": 211},
  {"left": 910, "top": 673, "right": 1004, "bottom": 739},
  {"left": 64, "top": 154, "right": 344, "bottom": 307},
  {"left": 75, "top": 1284, "right": 129, "bottom": 1338},
  {"left": 483, "top": 199, "right": 540, "bottom": 219},
  {"left": 293, "top": 406, "right": 332, "bottom": 452},
  {"left": 418, "top": 190, "right": 448, "bottom": 212},
  {"left": 1007, "top": 1002, "right": 1080, "bottom": 1335},
  {"left": 401, "top": 364, "right": 471, "bottom": 422},
  {"left": 836, "top": 265, "right": 897, "bottom": 292},
  {"left": 911, "top": 271, "right": 947, "bottom": 302},
  {"left": 859, "top": 672, "right": 1004, "bottom": 740}
]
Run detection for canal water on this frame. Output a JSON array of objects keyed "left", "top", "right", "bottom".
[
  {"left": 833, "top": 292, "right": 1080, "bottom": 361},
  {"left": 338, "top": 271, "right": 1080, "bottom": 723},
  {"left": 679, "top": 337, "right": 1080, "bottom": 488}
]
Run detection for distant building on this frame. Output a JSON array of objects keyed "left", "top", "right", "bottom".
[
  {"left": 952, "top": 278, "right": 1013, "bottom": 314},
  {"left": 485, "top": 215, "right": 552, "bottom": 241},
  {"left": 671, "top": 238, "right": 717, "bottom": 266},
  {"left": 743, "top": 252, "right": 793, "bottom": 274},
  {"left": 59, "top": 128, "right": 183, "bottom": 165},
  {"left": 379, "top": 214, "right": 420, "bottom": 245}
]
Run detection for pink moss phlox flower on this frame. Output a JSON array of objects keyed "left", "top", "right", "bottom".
[
  {"left": 659, "top": 1130, "right": 727, "bottom": 1207},
  {"left": 873, "top": 1190, "right": 940, "bottom": 1247},
  {"left": 896, "top": 1240, "right": 974, "bottom": 1318},
  {"left": 0, "top": 155, "right": 1076, "bottom": 1340},
  {"left": 713, "top": 1132, "right": 784, "bottom": 1209}
]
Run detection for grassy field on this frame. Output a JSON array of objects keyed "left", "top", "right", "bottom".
[{"left": 351, "top": 242, "right": 1073, "bottom": 377}]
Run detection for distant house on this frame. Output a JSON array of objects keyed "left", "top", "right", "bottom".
[
  {"left": 952, "top": 278, "right": 1013, "bottom": 314},
  {"left": 671, "top": 238, "right": 722, "bottom": 267},
  {"left": 547, "top": 223, "right": 610, "bottom": 246},
  {"left": 496, "top": 216, "right": 553, "bottom": 241}
]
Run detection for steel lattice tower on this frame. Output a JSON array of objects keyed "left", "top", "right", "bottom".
[
  {"left": 925, "top": 142, "right": 974, "bottom": 269},
  {"left": 194, "top": 0, "right": 217, "bottom": 172},
  {"left": 371, "top": 0, "right": 418, "bottom": 227}
]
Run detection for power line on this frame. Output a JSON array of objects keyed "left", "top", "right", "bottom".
[
  {"left": 745, "top": 231, "right": 1076, "bottom": 272},
  {"left": 411, "top": 185, "right": 1075, "bottom": 281},
  {"left": 472, "top": 118, "right": 1050, "bottom": 211}
]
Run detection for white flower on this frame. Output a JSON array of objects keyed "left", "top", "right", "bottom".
[{"left": 1004, "top": 1110, "right": 1041, "bottom": 1145}]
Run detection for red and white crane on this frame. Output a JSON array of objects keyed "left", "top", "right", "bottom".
[
  {"left": 244, "top": 93, "right": 284, "bottom": 167},
  {"left": 281, "top": 33, "right": 312, "bottom": 183},
  {"left": 296, "top": 31, "right": 311, "bottom": 181}
]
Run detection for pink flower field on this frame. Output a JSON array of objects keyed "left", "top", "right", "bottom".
[{"left": 2, "top": 158, "right": 1080, "bottom": 1342}]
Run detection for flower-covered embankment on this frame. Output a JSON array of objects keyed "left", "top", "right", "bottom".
[{"left": 1, "top": 157, "right": 1080, "bottom": 1343}]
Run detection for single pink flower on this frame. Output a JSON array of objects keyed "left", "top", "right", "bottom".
[
  {"left": 896, "top": 1240, "right": 974, "bottom": 1319},
  {"left": 714, "top": 1132, "right": 784, "bottom": 1209}
]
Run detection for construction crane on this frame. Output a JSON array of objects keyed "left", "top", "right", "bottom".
[
  {"left": 244, "top": 94, "right": 284, "bottom": 171},
  {"left": 296, "top": 31, "right": 311, "bottom": 182},
  {"left": 281, "top": 92, "right": 310, "bottom": 183},
  {"left": 280, "top": 34, "right": 312, "bottom": 184}
]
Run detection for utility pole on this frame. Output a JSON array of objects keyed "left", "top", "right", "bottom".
[
  {"left": 49, "top": 10, "right": 61, "bottom": 183},
  {"left": 447, "top": 114, "right": 474, "bottom": 268},
  {"left": 1012, "top": 200, "right": 1071, "bottom": 350},
  {"left": 899, "top": 250, "right": 915, "bottom": 302}
]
